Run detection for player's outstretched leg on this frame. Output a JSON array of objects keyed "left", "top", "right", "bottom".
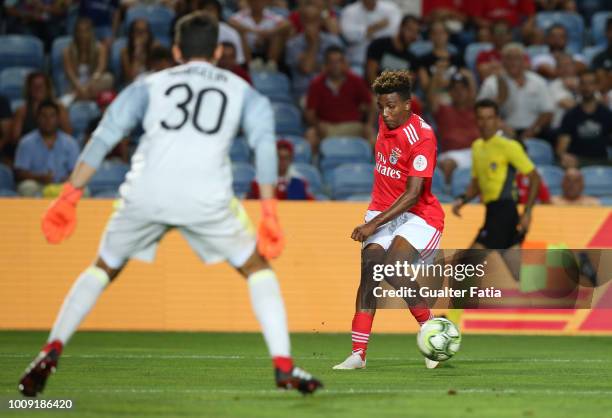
[
  {"left": 239, "top": 254, "right": 322, "bottom": 394},
  {"left": 384, "top": 237, "right": 438, "bottom": 369},
  {"left": 333, "top": 244, "right": 384, "bottom": 370},
  {"left": 19, "top": 263, "right": 116, "bottom": 396}
]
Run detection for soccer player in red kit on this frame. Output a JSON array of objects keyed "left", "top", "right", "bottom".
[{"left": 333, "top": 70, "right": 445, "bottom": 370}]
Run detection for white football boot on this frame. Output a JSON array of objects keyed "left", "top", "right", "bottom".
[
  {"left": 424, "top": 357, "right": 439, "bottom": 369},
  {"left": 332, "top": 352, "right": 366, "bottom": 370},
  {"left": 421, "top": 320, "right": 439, "bottom": 369}
]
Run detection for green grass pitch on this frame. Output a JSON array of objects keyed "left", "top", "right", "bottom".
[{"left": 1, "top": 331, "right": 611, "bottom": 417}]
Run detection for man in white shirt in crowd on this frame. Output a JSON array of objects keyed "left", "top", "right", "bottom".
[
  {"left": 477, "top": 43, "right": 554, "bottom": 141},
  {"left": 340, "top": 0, "right": 402, "bottom": 70}
]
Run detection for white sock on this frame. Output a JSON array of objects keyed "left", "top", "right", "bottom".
[
  {"left": 48, "top": 266, "right": 110, "bottom": 345},
  {"left": 247, "top": 269, "right": 290, "bottom": 358}
]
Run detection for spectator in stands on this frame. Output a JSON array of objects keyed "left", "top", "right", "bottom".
[
  {"left": 200, "top": 0, "right": 247, "bottom": 65},
  {"left": 549, "top": 52, "right": 578, "bottom": 132},
  {"left": 590, "top": 19, "right": 612, "bottom": 111},
  {"left": 464, "top": 0, "right": 536, "bottom": 30},
  {"left": 340, "top": 0, "right": 402, "bottom": 70},
  {"left": 121, "top": 19, "right": 161, "bottom": 83},
  {"left": 531, "top": 24, "right": 586, "bottom": 76},
  {"left": 285, "top": 3, "right": 343, "bottom": 100},
  {"left": 305, "top": 46, "right": 375, "bottom": 150},
  {"left": 429, "top": 72, "right": 479, "bottom": 185},
  {"left": 365, "top": 14, "right": 420, "bottom": 85},
  {"left": 229, "top": 0, "right": 291, "bottom": 71},
  {"left": 63, "top": 17, "right": 114, "bottom": 102},
  {"left": 14, "top": 100, "right": 79, "bottom": 197},
  {"left": 77, "top": 0, "right": 121, "bottom": 44},
  {"left": 289, "top": 0, "right": 340, "bottom": 35},
  {"left": 218, "top": 42, "right": 252, "bottom": 83},
  {"left": 478, "top": 43, "right": 553, "bottom": 141},
  {"left": 418, "top": 20, "right": 465, "bottom": 93},
  {"left": 476, "top": 20, "right": 512, "bottom": 81},
  {"left": 556, "top": 71, "right": 612, "bottom": 168},
  {"left": 551, "top": 168, "right": 600, "bottom": 205},
  {"left": 593, "top": 17, "right": 612, "bottom": 67},
  {"left": 4, "top": 0, "right": 69, "bottom": 51},
  {"left": 421, "top": 0, "right": 467, "bottom": 27},
  {"left": 84, "top": 91, "right": 129, "bottom": 163},
  {"left": 248, "top": 139, "right": 314, "bottom": 200},
  {"left": 10, "top": 72, "right": 71, "bottom": 148},
  {"left": 0, "top": 94, "right": 13, "bottom": 166},
  {"left": 146, "top": 45, "right": 176, "bottom": 72}
]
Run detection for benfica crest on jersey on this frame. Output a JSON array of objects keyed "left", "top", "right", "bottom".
[{"left": 389, "top": 147, "right": 401, "bottom": 165}]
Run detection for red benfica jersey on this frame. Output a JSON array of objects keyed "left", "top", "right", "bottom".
[{"left": 368, "top": 113, "right": 445, "bottom": 231}]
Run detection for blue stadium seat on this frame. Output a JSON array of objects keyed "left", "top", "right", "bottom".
[
  {"left": 292, "top": 162, "right": 324, "bottom": 195},
  {"left": 537, "top": 165, "right": 564, "bottom": 196},
  {"left": 69, "top": 101, "right": 101, "bottom": 143},
  {"left": 581, "top": 166, "right": 612, "bottom": 197},
  {"left": 330, "top": 163, "right": 374, "bottom": 200},
  {"left": 0, "top": 35, "right": 44, "bottom": 72},
  {"left": 251, "top": 71, "right": 292, "bottom": 103},
  {"left": 526, "top": 44, "right": 550, "bottom": 59},
  {"left": 591, "top": 11, "right": 612, "bottom": 47},
  {"left": 230, "top": 137, "right": 251, "bottom": 162},
  {"left": 125, "top": 5, "right": 175, "bottom": 42},
  {"left": 51, "top": 36, "right": 72, "bottom": 95},
  {"left": 272, "top": 103, "right": 303, "bottom": 136},
  {"left": 436, "top": 193, "right": 455, "bottom": 203},
  {"left": 525, "top": 138, "right": 554, "bottom": 165},
  {"left": 10, "top": 99, "right": 23, "bottom": 113},
  {"left": 409, "top": 40, "right": 433, "bottom": 57},
  {"left": 320, "top": 136, "right": 372, "bottom": 175},
  {"left": 409, "top": 40, "right": 458, "bottom": 57},
  {"left": 0, "top": 67, "right": 35, "bottom": 102},
  {"left": 0, "top": 189, "right": 18, "bottom": 197},
  {"left": 464, "top": 42, "right": 492, "bottom": 73},
  {"left": 232, "top": 162, "right": 255, "bottom": 197},
  {"left": 431, "top": 169, "right": 446, "bottom": 196},
  {"left": 583, "top": 45, "right": 605, "bottom": 66},
  {"left": 0, "top": 163, "right": 15, "bottom": 191},
  {"left": 450, "top": 167, "right": 472, "bottom": 197},
  {"left": 536, "top": 12, "right": 584, "bottom": 53},
  {"left": 110, "top": 37, "right": 128, "bottom": 83},
  {"left": 280, "top": 135, "right": 311, "bottom": 163},
  {"left": 343, "top": 193, "right": 372, "bottom": 201},
  {"left": 598, "top": 196, "right": 612, "bottom": 206},
  {"left": 88, "top": 161, "right": 129, "bottom": 196}
]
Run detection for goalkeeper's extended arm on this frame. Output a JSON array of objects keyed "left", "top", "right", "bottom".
[
  {"left": 41, "top": 81, "right": 148, "bottom": 244},
  {"left": 241, "top": 88, "right": 284, "bottom": 259}
]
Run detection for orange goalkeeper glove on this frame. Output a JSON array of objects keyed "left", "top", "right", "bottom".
[
  {"left": 41, "top": 183, "right": 83, "bottom": 244},
  {"left": 257, "top": 199, "right": 285, "bottom": 259}
]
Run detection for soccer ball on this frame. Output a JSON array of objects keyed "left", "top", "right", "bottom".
[{"left": 417, "top": 318, "right": 461, "bottom": 361}]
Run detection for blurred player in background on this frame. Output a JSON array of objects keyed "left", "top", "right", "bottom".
[
  {"left": 333, "top": 70, "right": 445, "bottom": 371},
  {"left": 450, "top": 99, "right": 540, "bottom": 303},
  {"left": 18, "top": 13, "right": 322, "bottom": 397},
  {"left": 452, "top": 99, "right": 540, "bottom": 251}
]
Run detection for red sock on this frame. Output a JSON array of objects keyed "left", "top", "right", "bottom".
[
  {"left": 44, "top": 340, "right": 63, "bottom": 355},
  {"left": 351, "top": 312, "right": 373, "bottom": 360},
  {"left": 410, "top": 307, "right": 433, "bottom": 325},
  {"left": 273, "top": 356, "right": 293, "bottom": 373}
]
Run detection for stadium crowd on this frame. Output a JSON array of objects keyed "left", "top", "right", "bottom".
[{"left": 0, "top": 0, "right": 610, "bottom": 204}]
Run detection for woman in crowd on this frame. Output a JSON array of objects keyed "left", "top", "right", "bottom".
[{"left": 63, "top": 17, "right": 114, "bottom": 102}]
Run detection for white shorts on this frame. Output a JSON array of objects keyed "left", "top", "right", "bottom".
[
  {"left": 438, "top": 148, "right": 472, "bottom": 169},
  {"left": 363, "top": 210, "right": 442, "bottom": 262},
  {"left": 98, "top": 198, "right": 256, "bottom": 269}
]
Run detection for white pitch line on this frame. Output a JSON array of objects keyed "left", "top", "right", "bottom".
[
  {"left": 0, "top": 353, "right": 609, "bottom": 363},
  {"left": 5, "top": 388, "right": 609, "bottom": 396}
]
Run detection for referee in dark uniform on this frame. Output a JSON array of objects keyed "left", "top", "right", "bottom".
[{"left": 452, "top": 99, "right": 541, "bottom": 249}]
